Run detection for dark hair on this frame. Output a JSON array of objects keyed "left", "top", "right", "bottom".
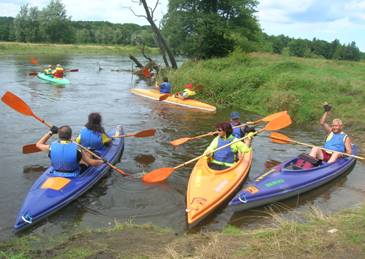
[
  {"left": 163, "top": 77, "right": 168, "bottom": 82},
  {"left": 216, "top": 122, "right": 233, "bottom": 137},
  {"left": 58, "top": 125, "right": 72, "bottom": 140},
  {"left": 85, "top": 112, "right": 105, "bottom": 133}
]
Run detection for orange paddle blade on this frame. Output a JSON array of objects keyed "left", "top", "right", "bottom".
[
  {"left": 142, "top": 167, "right": 175, "bottom": 183},
  {"left": 170, "top": 137, "right": 191, "bottom": 146},
  {"left": 159, "top": 94, "right": 170, "bottom": 101},
  {"left": 134, "top": 129, "right": 156, "bottom": 138},
  {"left": 23, "top": 144, "right": 42, "bottom": 154},
  {"left": 270, "top": 132, "right": 293, "bottom": 144},
  {"left": 31, "top": 57, "right": 38, "bottom": 65},
  {"left": 1, "top": 91, "right": 33, "bottom": 116},
  {"left": 264, "top": 113, "right": 292, "bottom": 131},
  {"left": 260, "top": 111, "right": 288, "bottom": 122}
]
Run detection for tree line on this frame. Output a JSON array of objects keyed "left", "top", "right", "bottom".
[{"left": 0, "top": 0, "right": 363, "bottom": 61}]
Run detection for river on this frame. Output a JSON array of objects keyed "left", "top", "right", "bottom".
[{"left": 0, "top": 53, "right": 364, "bottom": 240}]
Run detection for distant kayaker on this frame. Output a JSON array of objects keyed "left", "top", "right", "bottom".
[
  {"left": 44, "top": 65, "right": 53, "bottom": 76},
  {"left": 36, "top": 125, "right": 104, "bottom": 177},
  {"left": 204, "top": 122, "right": 254, "bottom": 170},
  {"left": 76, "top": 113, "right": 112, "bottom": 155},
  {"left": 52, "top": 64, "right": 64, "bottom": 78},
  {"left": 309, "top": 102, "right": 352, "bottom": 163},
  {"left": 157, "top": 77, "right": 172, "bottom": 94},
  {"left": 174, "top": 83, "right": 196, "bottom": 100},
  {"left": 230, "top": 111, "right": 256, "bottom": 138}
]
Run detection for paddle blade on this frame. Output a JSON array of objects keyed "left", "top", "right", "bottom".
[
  {"left": 31, "top": 57, "right": 38, "bottom": 65},
  {"left": 29, "top": 72, "right": 38, "bottom": 76},
  {"left": 142, "top": 167, "right": 175, "bottom": 183},
  {"left": 170, "top": 137, "right": 191, "bottom": 146},
  {"left": 134, "top": 129, "right": 156, "bottom": 138},
  {"left": 264, "top": 113, "right": 292, "bottom": 131},
  {"left": 270, "top": 132, "right": 293, "bottom": 144},
  {"left": 1, "top": 91, "right": 33, "bottom": 116},
  {"left": 67, "top": 69, "right": 79, "bottom": 72},
  {"left": 159, "top": 94, "right": 170, "bottom": 101},
  {"left": 23, "top": 144, "right": 42, "bottom": 154},
  {"left": 261, "top": 111, "right": 288, "bottom": 122}
]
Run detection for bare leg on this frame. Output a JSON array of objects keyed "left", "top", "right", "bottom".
[
  {"left": 328, "top": 152, "right": 341, "bottom": 163},
  {"left": 309, "top": 146, "right": 324, "bottom": 160}
]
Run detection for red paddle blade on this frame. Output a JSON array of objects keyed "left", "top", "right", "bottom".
[
  {"left": 270, "top": 132, "right": 293, "bottom": 144},
  {"left": 170, "top": 137, "right": 191, "bottom": 146},
  {"left": 23, "top": 144, "right": 42, "bottom": 154},
  {"left": 29, "top": 72, "right": 38, "bottom": 76},
  {"left": 134, "top": 129, "right": 156, "bottom": 138},
  {"left": 159, "top": 94, "right": 170, "bottom": 101},
  {"left": 264, "top": 113, "right": 292, "bottom": 131},
  {"left": 1, "top": 91, "right": 33, "bottom": 116},
  {"left": 142, "top": 167, "right": 175, "bottom": 183},
  {"left": 31, "top": 57, "right": 38, "bottom": 65}
]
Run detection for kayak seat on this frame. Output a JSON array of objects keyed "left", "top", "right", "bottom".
[{"left": 289, "top": 153, "right": 322, "bottom": 170}]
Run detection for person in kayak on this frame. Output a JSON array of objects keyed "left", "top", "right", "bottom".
[
  {"left": 230, "top": 111, "right": 256, "bottom": 138},
  {"left": 309, "top": 102, "right": 352, "bottom": 163},
  {"left": 44, "top": 65, "right": 53, "bottom": 76},
  {"left": 204, "top": 122, "right": 254, "bottom": 170},
  {"left": 174, "top": 83, "right": 196, "bottom": 100},
  {"left": 157, "top": 77, "right": 172, "bottom": 94},
  {"left": 52, "top": 64, "right": 64, "bottom": 78},
  {"left": 36, "top": 125, "right": 104, "bottom": 177},
  {"left": 76, "top": 112, "right": 112, "bottom": 155}
]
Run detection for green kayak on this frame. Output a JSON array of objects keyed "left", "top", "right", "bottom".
[{"left": 37, "top": 72, "right": 70, "bottom": 85}]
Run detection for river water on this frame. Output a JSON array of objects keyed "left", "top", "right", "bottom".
[{"left": 0, "top": 53, "right": 364, "bottom": 240}]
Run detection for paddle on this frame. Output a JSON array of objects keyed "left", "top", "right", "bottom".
[
  {"left": 23, "top": 144, "right": 41, "bottom": 154},
  {"left": 169, "top": 111, "right": 288, "bottom": 146},
  {"left": 142, "top": 113, "right": 292, "bottom": 183},
  {"left": 1, "top": 91, "right": 52, "bottom": 127},
  {"left": 29, "top": 69, "right": 79, "bottom": 76},
  {"left": 269, "top": 132, "right": 364, "bottom": 160},
  {"left": 159, "top": 94, "right": 171, "bottom": 101},
  {"left": 112, "top": 128, "right": 156, "bottom": 138}
]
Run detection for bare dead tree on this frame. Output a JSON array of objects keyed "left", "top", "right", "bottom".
[{"left": 130, "top": 0, "right": 177, "bottom": 69}]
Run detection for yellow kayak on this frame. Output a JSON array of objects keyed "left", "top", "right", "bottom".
[
  {"left": 130, "top": 88, "right": 216, "bottom": 112},
  {"left": 186, "top": 151, "right": 253, "bottom": 226}
]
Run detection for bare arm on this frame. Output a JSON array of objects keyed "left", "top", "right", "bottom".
[
  {"left": 320, "top": 112, "right": 331, "bottom": 133},
  {"left": 81, "top": 151, "right": 104, "bottom": 167},
  {"left": 36, "top": 131, "right": 53, "bottom": 152},
  {"left": 344, "top": 137, "right": 352, "bottom": 154}
]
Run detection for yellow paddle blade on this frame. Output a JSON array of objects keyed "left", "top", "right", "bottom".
[
  {"left": 170, "top": 137, "right": 191, "bottom": 146},
  {"left": 270, "top": 132, "right": 293, "bottom": 144},
  {"left": 142, "top": 167, "right": 175, "bottom": 183},
  {"left": 264, "top": 113, "right": 292, "bottom": 131}
]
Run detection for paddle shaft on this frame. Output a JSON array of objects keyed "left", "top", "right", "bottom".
[{"left": 173, "top": 128, "right": 264, "bottom": 170}]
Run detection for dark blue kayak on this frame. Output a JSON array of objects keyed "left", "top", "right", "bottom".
[
  {"left": 14, "top": 127, "right": 124, "bottom": 232},
  {"left": 228, "top": 145, "right": 357, "bottom": 212}
]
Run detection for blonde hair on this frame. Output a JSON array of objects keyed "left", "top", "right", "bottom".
[{"left": 332, "top": 118, "right": 343, "bottom": 126}]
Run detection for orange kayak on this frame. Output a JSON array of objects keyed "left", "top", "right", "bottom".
[
  {"left": 186, "top": 151, "right": 253, "bottom": 226},
  {"left": 130, "top": 88, "right": 216, "bottom": 112}
]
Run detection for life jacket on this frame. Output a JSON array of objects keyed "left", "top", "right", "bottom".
[
  {"left": 79, "top": 127, "right": 105, "bottom": 152},
  {"left": 212, "top": 135, "right": 236, "bottom": 166},
  {"left": 231, "top": 122, "right": 242, "bottom": 138},
  {"left": 323, "top": 132, "right": 347, "bottom": 153},
  {"left": 50, "top": 141, "right": 80, "bottom": 175},
  {"left": 53, "top": 67, "right": 64, "bottom": 78},
  {"left": 183, "top": 88, "right": 196, "bottom": 97},
  {"left": 159, "top": 82, "right": 171, "bottom": 93},
  {"left": 293, "top": 153, "right": 321, "bottom": 170},
  {"left": 44, "top": 68, "right": 52, "bottom": 75}
]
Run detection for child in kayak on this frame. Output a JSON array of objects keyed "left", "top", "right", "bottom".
[
  {"left": 44, "top": 65, "right": 53, "bottom": 76},
  {"left": 157, "top": 77, "right": 172, "bottom": 94},
  {"left": 52, "top": 64, "right": 64, "bottom": 78},
  {"left": 230, "top": 111, "right": 256, "bottom": 138},
  {"left": 174, "top": 83, "right": 196, "bottom": 100}
]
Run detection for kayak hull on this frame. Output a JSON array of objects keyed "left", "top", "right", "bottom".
[
  {"left": 228, "top": 146, "right": 357, "bottom": 212},
  {"left": 14, "top": 127, "right": 124, "bottom": 232},
  {"left": 186, "top": 151, "right": 253, "bottom": 226},
  {"left": 130, "top": 88, "right": 216, "bottom": 112},
  {"left": 37, "top": 72, "right": 70, "bottom": 85}
]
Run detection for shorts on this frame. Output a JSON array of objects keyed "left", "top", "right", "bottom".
[{"left": 321, "top": 150, "right": 331, "bottom": 161}]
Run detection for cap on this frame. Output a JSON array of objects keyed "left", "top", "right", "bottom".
[
  {"left": 230, "top": 111, "right": 240, "bottom": 119},
  {"left": 185, "top": 83, "right": 193, "bottom": 89}
]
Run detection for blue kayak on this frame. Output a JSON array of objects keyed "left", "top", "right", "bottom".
[
  {"left": 37, "top": 72, "right": 70, "bottom": 85},
  {"left": 14, "top": 127, "right": 124, "bottom": 232},
  {"left": 228, "top": 145, "right": 357, "bottom": 212}
]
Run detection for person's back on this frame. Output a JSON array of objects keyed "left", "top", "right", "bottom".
[{"left": 159, "top": 77, "right": 171, "bottom": 94}]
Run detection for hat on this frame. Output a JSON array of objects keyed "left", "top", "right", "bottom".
[
  {"left": 230, "top": 111, "right": 240, "bottom": 119},
  {"left": 185, "top": 83, "right": 193, "bottom": 89}
]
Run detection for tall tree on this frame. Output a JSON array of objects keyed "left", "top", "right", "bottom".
[{"left": 162, "top": 0, "right": 260, "bottom": 59}]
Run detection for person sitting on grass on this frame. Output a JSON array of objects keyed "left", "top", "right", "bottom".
[
  {"left": 309, "top": 102, "right": 352, "bottom": 163},
  {"left": 174, "top": 83, "right": 196, "bottom": 100},
  {"left": 204, "top": 122, "right": 254, "bottom": 170}
]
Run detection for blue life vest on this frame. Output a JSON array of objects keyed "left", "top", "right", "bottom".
[
  {"left": 160, "top": 82, "right": 171, "bottom": 93},
  {"left": 213, "top": 136, "right": 235, "bottom": 164},
  {"left": 50, "top": 141, "right": 80, "bottom": 175},
  {"left": 79, "top": 127, "right": 104, "bottom": 151},
  {"left": 231, "top": 122, "right": 242, "bottom": 138},
  {"left": 323, "top": 132, "right": 347, "bottom": 152}
]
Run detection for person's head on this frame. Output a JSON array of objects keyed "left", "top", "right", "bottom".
[
  {"left": 331, "top": 118, "right": 343, "bottom": 133},
  {"left": 230, "top": 111, "right": 240, "bottom": 123},
  {"left": 216, "top": 122, "right": 233, "bottom": 138},
  {"left": 48, "top": 64, "right": 52, "bottom": 68},
  {"left": 85, "top": 112, "right": 104, "bottom": 133},
  {"left": 56, "top": 64, "right": 61, "bottom": 67},
  {"left": 58, "top": 125, "right": 72, "bottom": 140},
  {"left": 163, "top": 77, "right": 168, "bottom": 82},
  {"left": 185, "top": 83, "right": 193, "bottom": 89}
]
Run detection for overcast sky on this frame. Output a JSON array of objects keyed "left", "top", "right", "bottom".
[{"left": 1, "top": 0, "right": 365, "bottom": 51}]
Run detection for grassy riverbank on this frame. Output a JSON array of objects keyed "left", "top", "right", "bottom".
[
  {"left": 1, "top": 204, "right": 365, "bottom": 258},
  {"left": 0, "top": 41, "right": 159, "bottom": 55}
]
